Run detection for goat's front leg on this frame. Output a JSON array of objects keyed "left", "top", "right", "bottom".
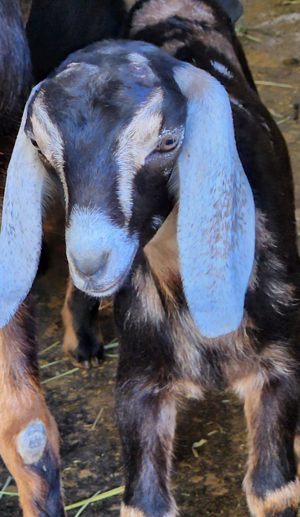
[
  {"left": 0, "top": 306, "right": 64, "bottom": 516},
  {"left": 116, "top": 365, "right": 177, "bottom": 517},
  {"left": 62, "top": 278, "right": 103, "bottom": 368},
  {"left": 243, "top": 375, "right": 300, "bottom": 517}
]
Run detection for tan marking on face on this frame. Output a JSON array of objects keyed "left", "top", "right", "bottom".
[
  {"left": 31, "top": 94, "right": 64, "bottom": 172},
  {"left": 130, "top": 0, "right": 215, "bottom": 36},
  {"left": 61, "top": 279, "right": 79, "bottom": 355},
  {"left": 116, "top": 88, "right": 163, "bottom": 220},
  {"left": 245, "top": 479, "right": 300, "bottom": 517},
  {"left": 31, "top": 93, "right": 68, "bottom": 206}
]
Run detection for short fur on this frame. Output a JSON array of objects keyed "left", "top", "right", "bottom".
[{"left": 1, "top": 1, "right": 300, "bottom": 516}]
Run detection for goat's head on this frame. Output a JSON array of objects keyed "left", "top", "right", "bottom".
[{"left": 0, "top": 40, "right": 255, "bottom": 337}]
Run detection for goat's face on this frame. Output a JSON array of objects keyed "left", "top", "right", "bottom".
[
  {"left": 25, "top": 42, "right": 186, "bottom": 297},
  {"left": 1, "top": 40, "right": 255, "bottom": 338}
]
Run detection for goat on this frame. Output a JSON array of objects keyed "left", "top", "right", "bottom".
[
  {"left": 1, "top": 1, "right": 300, "bottom": 517},
  {"left": 27, "top": 0, "right": 246, "bottom": 367}
]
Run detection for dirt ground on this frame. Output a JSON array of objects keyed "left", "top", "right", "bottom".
[{"left": 1, "top": 0, "right": 300, "bottom": 515}]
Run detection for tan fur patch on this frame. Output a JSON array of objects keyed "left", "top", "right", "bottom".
[
  {"left": 123, "top": 0, "right": 139, "bottom": 10},
  {"left": 233, "top": 371, "right": 266, "bottom": 400},
  {"left": 261, "top": 344, "right": 298, "bottom": 379},
  {"left": 120, "top": 503, "right": 176, "bottom": 517},
  {"left": 0, "top": 311, "right": 62, "bottom": 516},
  {"left": 121, "top": 505, "right": 147, "bottom": 517},
  {"left": 144, "top": 206, "right": 180, "bottom": 304},
  {"left": 294, "top": 434, "right": 300, "bottom": 477},
  {"left": 246, "top": 479, "right": 300, "bottom": 517},
  {"left": 173, "top": 379, "right": 203, "bottom": 400},
  {"left": 132, "top": 266, "right": 165, "bottom": 324},
  {"left": 61, "top": 278, "right": 79, "bottom": 355}
]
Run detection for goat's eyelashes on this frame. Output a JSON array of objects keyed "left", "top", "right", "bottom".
[{"left": 156, "top": 133, "right": 180, "bottom": 152}]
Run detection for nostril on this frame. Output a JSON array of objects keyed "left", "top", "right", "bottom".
[{"left": 72, "top": 251, "right": 111, "bottom": 278}]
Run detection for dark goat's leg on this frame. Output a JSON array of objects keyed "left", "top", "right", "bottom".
[
  {"left": 0, "top": 307, "right": 64, "bottom": 516},
  {"left": 116, "top": 374, "right": 177, "bottom": 517},
  {"left": 244, "top": 378, "right": 300, "bottom": 517},
  {"left": 62, "top": 278, "right": 103, "bottom": 368}
]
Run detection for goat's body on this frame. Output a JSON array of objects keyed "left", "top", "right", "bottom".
[
  {"left": 114, "top": 2, "right": 300, "bottom": 516},
  {"left": 0, "top": 0, "right": 31, "bottom": 136},
  {"left": 27, "top": 0, "right": 127, "bottom": 81}
]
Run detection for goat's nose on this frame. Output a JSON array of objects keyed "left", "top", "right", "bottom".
[{"left": 72, "top": 251, "right": 110, "bottom": 278}]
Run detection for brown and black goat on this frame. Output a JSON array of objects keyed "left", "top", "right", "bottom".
[{"left": 1, "top": 0, "right": 300, "bottom": 516}]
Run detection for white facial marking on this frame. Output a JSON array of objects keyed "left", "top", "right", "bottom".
[
  {"left": 211, "top": 60, "right": 233, "bottom": 79},
  {"left": 17, "top": 420, "right": 47, "bottom": 465},
  {"left": 115, "top": 88, "right": 163, "bottom": 221}
]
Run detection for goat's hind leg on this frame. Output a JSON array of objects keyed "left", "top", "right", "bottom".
[
  {"left": 0, "top": 307, "right": 64, "bottom": 516},
  {"left": 243, "top": 368, "right": 300, "bottom": 517},
  {"left": 62, "top": 278, "right": 103, "bottom": 368}
]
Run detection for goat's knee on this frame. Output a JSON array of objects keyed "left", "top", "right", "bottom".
[{"left": 243, "top": 376, "right": 300, "bottom": 517}]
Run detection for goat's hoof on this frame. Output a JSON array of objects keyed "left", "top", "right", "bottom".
[{"left": 66, "top": 341, "right": 104, "bottom": 369}]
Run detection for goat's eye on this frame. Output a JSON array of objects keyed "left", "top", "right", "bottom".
[
  {"left": 156, "top": 133, "right": 179, "bottom": 152},
  {"left": 30, "top": 138, "right": 38, "bottom": 148}
]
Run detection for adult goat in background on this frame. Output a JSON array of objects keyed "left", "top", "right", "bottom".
[{"left": 1, "top": 1, "right": 300, "bottom": 517}]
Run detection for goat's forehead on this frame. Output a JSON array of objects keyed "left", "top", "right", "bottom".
[{"left": 27, "top": 43, "right": 186, "bottom": 158}]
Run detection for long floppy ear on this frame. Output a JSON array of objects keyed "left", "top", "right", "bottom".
[
  {"left": 0, "top": 86, "right": 47, "bottom": 327},
  {"left": 174, "top": 64, "right": 255, "bottom": 338}
]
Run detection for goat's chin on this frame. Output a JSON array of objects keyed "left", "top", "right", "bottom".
[{"left": 68, "top": 263, "right": 132, "bottom": 299}]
